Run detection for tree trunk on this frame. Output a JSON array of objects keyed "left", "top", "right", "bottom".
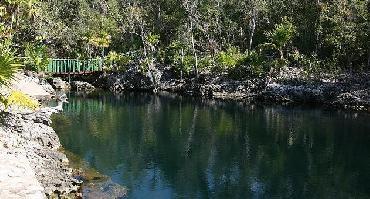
[
  {"left": 315, "top": 0, "right": 322, "bottom": 54},
  {"left": 279, "top": 49, "right": 284, "bottom": 59},
  {"left": 249, "top": 9, "right": 257, "bottom": 51},
  {"left": 367, "top": 0, "right": 370, "bottom": 68},
  {"left": 181, "top": 48, "right": 184, "bottom": 81},
  {"left": 190, "top": 20, "right": 199, "bottom": 78}
]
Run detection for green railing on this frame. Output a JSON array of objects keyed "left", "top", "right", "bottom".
[{"left": 46, "top": 58, "right": 103, "bottom": 74}]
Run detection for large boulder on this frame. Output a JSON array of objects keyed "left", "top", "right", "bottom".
[
  {"left": 12, "top": 73, "right": 55, "bottom": 100},
  {"left": 50, "top": 78, "right": 71, "bottom": 91},
  {"left": 70, "top": 81, "right": 95, "bottom": 92}
]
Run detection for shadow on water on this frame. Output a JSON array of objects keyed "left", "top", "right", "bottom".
[{"left": 52, "top": 92, "right": 370, "bottom": 199}]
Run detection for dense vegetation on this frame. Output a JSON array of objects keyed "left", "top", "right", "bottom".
[{"left": 1, "top": 0, "right": 370, "bottom": 79}]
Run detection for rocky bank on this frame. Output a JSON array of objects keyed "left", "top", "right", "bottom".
[
  {"left": 0, "top": 72, "right": 80, "bottom": 198},
  {"left": 101, "top": 67, "right": 370, "bottom": 112}
]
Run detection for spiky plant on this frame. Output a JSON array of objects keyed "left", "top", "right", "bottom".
[
  {"left": 0, "top": 39, "right": 21, "bottom": 109},
  {"left": 0, "top": 40, "right": 21, "bottom": 86}
]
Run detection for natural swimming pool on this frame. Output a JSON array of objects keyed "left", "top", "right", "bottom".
[{"left": 52, "top": 92, "right": 370, "bottom": 198}]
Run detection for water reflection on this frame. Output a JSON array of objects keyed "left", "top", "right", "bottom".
[{"left": 52, "top": 92, "right": 370, "bottom": 198}]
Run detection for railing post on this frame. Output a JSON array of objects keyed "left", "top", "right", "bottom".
[{"left": 73, "top": 59, "right": 76, "bottom": 73}]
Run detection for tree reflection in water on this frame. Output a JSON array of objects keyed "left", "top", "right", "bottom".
[{"left": 52, "top": 92, "right": 370, "bottom": 199}]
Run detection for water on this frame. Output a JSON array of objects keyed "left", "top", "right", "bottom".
[{"left": 52, "top": 92, "right": 370, "bottom": 198}]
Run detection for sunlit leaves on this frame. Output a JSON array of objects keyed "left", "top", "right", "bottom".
[
  {"left": 4, "top": 90, "right": 39, "bottom": 110},
  {"left": 88, "top": 33, "right": 111, "bottom": 48}
]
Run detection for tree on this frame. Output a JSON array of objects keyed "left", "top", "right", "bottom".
[
  {"left": 266, "top": 17, "right": 296, "bottom": 59},
  {"left": 182, "top": 0, "right": 200, "bottom": 77}
]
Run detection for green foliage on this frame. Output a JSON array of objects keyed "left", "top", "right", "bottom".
[
  {"left": 4, "top": 91, "right": 39, "bottom": 110},
  {"left": 229, "top": 50, "right": 268, "bottom": 79},
  {"left": 165, "top": 40, "right": 196, "bottom": 75},
  {"left": 104, "top": 51, "right": 132, "bottom": 71},
  {"left": 0, "top": 0, "right": 367, "bottom": 79},
  {"left": 106, "top": 51, "right": 119, "bottom": 63},
  {"left": 266, "top": 17, "right": 297, "bottom": 58},
  {"left": 0, "top": 40, "right": 21, "bottom": 85},
  {"left": 147, "top": 34, "right": 160, "bottom": 47},
  {"left": 319, "top": 0, "right": 368, "bottom": 69},
  {"left": 24, "top": 41, "right": 49, "bottom": 72},
  {"left": 215, "top": 47, "right": 245, "bottom": 71},
  {"left": 88, "top": 32, "right": 112, "bottom": 48},
  {"left": 199, "top": 55, "right": 215, "bottom": 70},
  {"left": 289, "top": 51, "right": 321, "bottom": 73},
  {"left": 178, "top": 55, "right": 195, "bottom": 75}
]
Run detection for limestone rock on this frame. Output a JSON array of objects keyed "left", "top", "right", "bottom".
[
  {"left": 50, "top": 78, "right": 71, "bottom": 91},
  {"left": 70, "top": 81, "right": 95, "bottom": 92}
]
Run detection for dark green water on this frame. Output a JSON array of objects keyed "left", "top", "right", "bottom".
[{"left": 52, "top": 92, "right": 370, "bottom": 199}]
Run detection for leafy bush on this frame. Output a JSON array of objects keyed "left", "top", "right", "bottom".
[
  {"left": 256, "top": 43, "right": 280, "bottom": 60},
  {"left": 199, "top": 55, "right": 215, "bottom": 71},
  {"left": 270, "top": 58, "right": 289, "bottom": 72},
  {"left": 147, "top": 34, "right": 160, "bottom": 47},
  {"left": 266, "top": 17, "right": 296, "bottom": 59},
  {"left": 289, "top": 51, "right": 320, "bottom": 72},
  {"left": 229, "top": 50, "right": 267, "bottom": 79},
  {"left": 88, "top": 32, "right": 111, "bottom": 48},
  {"left": 4, "top": 91, "right": 39, "bottom": 110},
  {"left": 104, "top": 51, "right": 133, "bottom": 71},
  {"left": 24, "top": 42, "right": 49, "bottom": 72},
  {"left": 215, "top": 46, "right": 244, "bottom": 71},
  {"left": 228, "top": 48, "right": 292, "bottom": 79},
  {"left": 178, "top": 55, "right": 196, "bottom": 75}
]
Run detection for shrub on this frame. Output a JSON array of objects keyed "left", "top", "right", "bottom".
[
  {"left": 288, "top": 52, "right": 325, "bottom": 75},
  {"left": 266, "top": 17, "right": 296, "bottom": 59},
  {"left": 178, "top": 55, "right": 196, "bottom": 75},
  {"left": 215, "top": 46, "right": 244, "bottom": 72},
  {"left": 229, "top": 50, "right": 268, "bottom": 79},
  {"left": 4, "top": 91, "right": 39, "bottom": 110},
  {"left": 104, "top": 51, "right": 133, "bottom": 71},
  {"left": 256, "top": 43, "right": 280, "bottom": 60},
  {"left": 199, "top": 55, "right": 215, "bottom": 71},
  {"left": 24, "top": 42, "right": 49, "bottom": 72}
]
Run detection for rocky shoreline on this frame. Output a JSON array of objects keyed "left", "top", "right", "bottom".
[
  {"left": 101, "top": 67, "right": 370, "bottom": 112},
  {"left": 0, "top": 73, "right": 80, "bottom": 198},
  {"left": 0, "top": 72, "right": 128, "bottom": 198},
  {"left": 0, "top": 108, "right": 80, "bottom": 198}
]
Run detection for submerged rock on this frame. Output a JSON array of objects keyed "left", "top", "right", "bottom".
[{"left": 82, "top": 179, "right": 127, "bottom": 199}]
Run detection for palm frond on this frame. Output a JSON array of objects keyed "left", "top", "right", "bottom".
[{"left": 0, "top": 41, "right": 21, "bottom": 85}]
